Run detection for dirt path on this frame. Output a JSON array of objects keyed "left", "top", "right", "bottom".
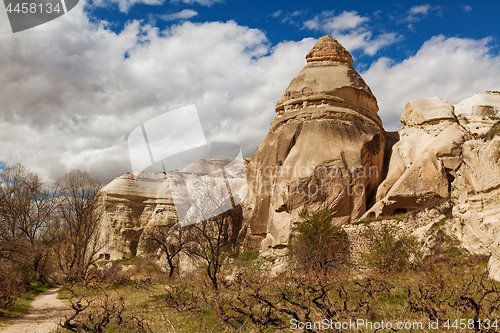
[{"left": 0, "top": 287, "right": 72, "bottom": 333}]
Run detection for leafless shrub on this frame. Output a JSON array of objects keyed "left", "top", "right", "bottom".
[{"left": 60, "top": 283, "right": 154, "bottom": 333}]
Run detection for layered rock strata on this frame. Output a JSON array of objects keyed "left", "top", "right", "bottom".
[{"left": 243, "top": 36, "right": 386, "bottom": 254}]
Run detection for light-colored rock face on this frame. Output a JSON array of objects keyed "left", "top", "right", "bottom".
[
  {"left": 98, "top": 158, "right": 246, "bottom": 260},
  {"left": 450, "top": 137, "right": 500, "bottom": 279},
  {"left": 243, "top": 35, "right": 386, "bottom": 253},
  {"left": 364, "top": 98, "right": 469, "bottom": 218},
  {"left": 401, "top": 97, "right": 456, "bottom": 126},
  {"left": 454, "top": 92, "right": 500, "bottom": 134},
  {"left": 365, "top": 93, "right": 500, "bottom": 280}
]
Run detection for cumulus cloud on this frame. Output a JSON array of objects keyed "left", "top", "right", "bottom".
[
  {"left": 0, "top": 2, "right": 314, "bottom": 183},
  {"left": 2, "top": 2, "right": 499, "bottom": 187},
  {"left": 92, "top": 0, "right": 167, "bottom": 13},
  {"left": 362, "top": 35, "right": 500, "bottom": 130},
  {"left": 303, "top": 10, "right": 401, "bottom": 56},
  {"left": 159, "top": 9, "right": 198, "bottom": 21}
]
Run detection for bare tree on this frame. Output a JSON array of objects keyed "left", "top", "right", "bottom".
[
  {"left": 0, "top": 163, "right": 59, "bottom": 281},
  {"left": 183, "top": 174, "right": 241, "bottom": 290},
  {"left": 141, "top": 222, "right": 188, "bottom": 278},
  {"left": 55, "top": 169, "right": 104, "bottom": 281}
]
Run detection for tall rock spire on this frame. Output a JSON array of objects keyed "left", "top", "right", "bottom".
[
  {"left": 275, "top": 35, "right": 381, "bottom": 127},
  {"left": 242, "top": 35, "right": 386, "bottom": 253}
]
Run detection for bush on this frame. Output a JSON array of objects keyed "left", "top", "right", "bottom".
[
  {"left": 289, "top": 209, "right": 350, "bottom": 277},
  {"left": 481, "top": 121, "right": 500, "bottom": 140},
  {"left": 362, "top": 224, "right": 421, "bottom": 274}
]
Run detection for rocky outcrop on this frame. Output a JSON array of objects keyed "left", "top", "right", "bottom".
[
  {"left": 97, "top": 33, "right": 500, "bottom": 281},
  {"left": 363, "top": 92, "right": 500, "bottom": 280},
  {"left": 363, "top": 97, "right": 470, "bottom": 218},
  {"left": 450, "top": 137, "right": 500, "bottom": 280},
  {"left": 454, "top": 92, "right": 500, "bottom": 134},
  {"left": 98, "top": 158, "right": 246, "bottom": 260},
  {"left": 243, "top": 36, "right": 386, "bottom": 254}
]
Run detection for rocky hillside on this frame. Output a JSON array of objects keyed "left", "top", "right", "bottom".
[{"left": 98, "top": 35, "right": 500, "bottom": 280}]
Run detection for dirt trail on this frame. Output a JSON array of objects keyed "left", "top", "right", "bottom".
[{"left": 0, "top": 287, "right": 72, "bottom": 333}]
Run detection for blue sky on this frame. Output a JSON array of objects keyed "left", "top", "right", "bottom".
[{"left": 0, "top": 0, "right": 499, "bottom": 183}]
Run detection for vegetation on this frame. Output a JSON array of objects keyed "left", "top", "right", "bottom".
[
  {"left": 1, "top": 165, "right": 498, "bottom": 332},
  {"left": 482, "top": 120, "right": 500, "bottom": 140},
  {"left": 0, "top": 163, "right": 103, "bottom": 317},
  {"left": 362, "top": 224, "right": 421, "bottom": 274},
  {"left": 289, "top": 209, "right": 350, "bottom": 277}
]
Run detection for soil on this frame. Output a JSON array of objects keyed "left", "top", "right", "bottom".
[{"left": 0, "top": 287, "right": 72, "bottom": 333}]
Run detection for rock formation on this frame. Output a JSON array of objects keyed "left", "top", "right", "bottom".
[
  {"left": 98, "top": 158, "right": 246, "bottom": 260},
  {"left": 363, "top": 92, "right": 500, "bottom": 280},
  {"left": 363, "top": 97, "right": 470, "bottom": 218},
  {"left": 97, "top": 34, "right": 500, "bottom": 281},
  {"left": 243, "top": 35, "right": 386, "bottom": 254}
]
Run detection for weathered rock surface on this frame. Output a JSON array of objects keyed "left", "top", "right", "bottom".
[
  {"left": 363, "top": 98, "right": 470, "bottom": 219},
  {"left": 364, "top": 93, "right": 500, "bottom": 280},
  {"left": 243, "top": 35, "right": 386, "bottom": 254},
  {"left": 454, "top": 92, "right": 500, "bottom": 134},
  {"left": 98, "top": 158, "right": 246, "bottom": 260},
  {"left": 450, "top": 137, "right": 500, "bottom": 280}
]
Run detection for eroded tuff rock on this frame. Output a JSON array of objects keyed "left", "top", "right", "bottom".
[
  {"left": 98, "top": 158, "right": 247, "bottom": 260},
  {"left": 243, "top": 35, "right": 386, "bottom": 254},
  {"left": 451, "top": 137, "right": 500, "bottom": 280},
  {"left": 454, "top": 92, "right": 500, "bottom": 134},
  {"left": 364, "top": 93, "right": 500, "bottom": 280},
  {"left": 363, "top": 97, "right": 470, "bottom": 218}
]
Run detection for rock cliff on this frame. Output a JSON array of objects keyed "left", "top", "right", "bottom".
[
  {"left": 243, "top": 35, "right": 386, "bottom": 254},
  {"left": 98, "top": 158, "right": 246, "bottom": 260},
  {"left": 363, "top": 92, "right": 500, "bottom": 280}
]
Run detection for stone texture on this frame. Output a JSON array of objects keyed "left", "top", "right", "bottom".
[
  {"left": 364, "top": 93, "right": 500, "bottom": 281},
  {"left": 243, "top": 35, "right": 386, "bottom": 254},
  {"left": 98, "top": 158, "right": 246, "bottom": 260},
  {"left": 401, "top": 97, "right": 456, "bottom": 126},
  {"left": 363, "top": 98, "right": 468, "bottom": 219},
  {"left": 454, "top": 91, "right": 500, "bottom": 134},
  {"left": 450, "top": 137, "right": 500, "bottom": 280}
]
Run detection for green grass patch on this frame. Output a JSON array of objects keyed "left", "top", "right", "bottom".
[{"left": 0, "top": 281, "right": 58, "bottom": 325}]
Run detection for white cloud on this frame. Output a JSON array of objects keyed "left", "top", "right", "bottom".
[
  {"left": 160, "top": 9, "right": 198, "bottom": 21},
  {"left": 461, "top": 5, "right": 472, "bottom": 13},
  {"left": 402, "top": 4, "right": 442, "bottom": 29},
  {"left": 361, "top": 35, "right": 500, "bottom": 130},
  {"left": 271, "top": 10, "right": 282, "bottom": 18},
  {"left": 0, "top": 2, "right": 314, "bottom": 184},
  {"left": 92, "top": 0, "right": 167, "bottom": 13},
  {"left": 303, "top": 10, "right": 400, "bottom": 56},
  {"left": 409, "top": 4, "right": 432, "bottom": 16},
  {"left": 170, "top": 0, "right": 223, "bottom": 7}
]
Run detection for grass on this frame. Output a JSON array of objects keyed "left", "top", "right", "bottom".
[
  {"left": 481, "top": 120, "right": 500, "bottom": 140},
  {"left": 0, "top": 281, "right": 58, "bottom": 327},
  {"left": 51, "top": 250, "right": 497, "bottom": 333}
]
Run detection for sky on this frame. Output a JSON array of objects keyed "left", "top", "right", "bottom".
[{"left": 0, "top": 0, "right": 499, "bottom": 184}]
